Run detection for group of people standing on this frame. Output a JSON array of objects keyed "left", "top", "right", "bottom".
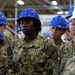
[{"left": 0, "top": 4, "right": 75, "bottom": 75}]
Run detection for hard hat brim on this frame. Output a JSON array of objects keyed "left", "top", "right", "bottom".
[
  {"left": 16, "top": 17, "right": 40, "bottom": 22},
  {"left": 0, "top": 39, "right": 4, "bottom": 42},
  {"left": 65, "top": 15, "right": 71, "bottom": 19},
  {"left": 16, "top": 16, "right": 42, "bottom": 27}
]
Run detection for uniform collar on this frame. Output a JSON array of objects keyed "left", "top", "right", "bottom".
[{"left": 21, "top": 35, "right": 43, "bottom": 48}]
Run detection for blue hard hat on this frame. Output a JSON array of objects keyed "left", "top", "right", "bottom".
[
  {"left": 0, "top": 13, "right": 7, "bottom": 25},
  {"left": 50, "top": 15, "right": 67, "bottom": 29},
  {"left": 16, "top": 26, "right": 21, "bottom": 33},
  {"left": 0, "top": 32, "right": 4, "bottom": 42},
  {"left": 66, "top": 5, "right": 75, "bottom": 19},
  {"left": 66, "top": 22, "right": 69, "bottom": 29},
  {"left": 17, "top": 8, "right": 40, "bottom": 22}
]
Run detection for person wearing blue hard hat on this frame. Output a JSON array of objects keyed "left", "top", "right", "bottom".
[
  {"left": 65, "top": 5, "right": 75, "bottom": 37},
  {"left": 0, "top": 13, "right": 7, "bottom": 74},
  {"left": 49, "top": 15, "right": 67, "bottom": 43},
  {"left": 49, "top": 15, "right": 70, "bottom": 75},
  {"left": 9, "top": 8, "right": 58, "bottom": 75},
  {"left": 0, "top": 13, "right": 14, "bottom": 75},
  {"left": 62, "top": 5, "right": 75, "bottom": 75}
]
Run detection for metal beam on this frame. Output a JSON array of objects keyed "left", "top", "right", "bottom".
[
  {"left": 3, "top": 5, "right": 69, "bottom": 10},
  {"left": 7, "top": 0, "right": 15, "bottom": 6},
  {"left": 44, "top": 0, "right": 62, "bottom": 11},
  {"left": 35, "top": 0, "right": 56, "bottom": 14},
  {"left": 70, "top": 0, "right": 72, "bottom": 8},
  {"left": 34, "top": 0, "right": 44, "bottom": 5},
  {"left": 0, "top": 0, "right": 8, "bottom": 12},
  {"left": 15, "top": 0, "right": 18, "bottom": 40},
  {"left": 61, "top": 0, "right": 65, "bottom": 5},
  {"left": 74, "top": 0, "right": 75, "bottom": 4}
]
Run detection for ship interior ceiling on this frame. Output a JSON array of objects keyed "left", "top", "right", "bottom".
[{"left": 0, "top": 0, "right": 74, "bottom": 18}]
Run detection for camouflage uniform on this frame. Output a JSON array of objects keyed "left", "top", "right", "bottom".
[
  {"left": 0, "top": 35, "right": 13, "bottom": 75},
  {"left": 62, "top": 4, "right": 75, "bottom": 75},
  {"left": 11, "top": 35, "right": 58, "bottom": 75},
  {"left": 62, "top": 54, "right": 75, "bottom": 75},
  {"left": 61, "top": 41, "right": 75, "bottom": 75},
  {"left": 3, "top": 29, "right": 15, "bottom": 40},
  {"left": 57, "top": 41, "right": 72, "bottom": 75}
]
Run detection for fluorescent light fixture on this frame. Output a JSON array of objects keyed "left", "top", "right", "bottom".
[
  {"left": 52, "top": 1, "right": 57, "bottom": 5},
  {"left": 17, "top": 0, "right": 24, "bottom": 5},
  {"left": 57, "top": 11, "right": 64, "bottom": 14},
  {"left": 64, "top": 11, "right": 68, "bottom": 14}
]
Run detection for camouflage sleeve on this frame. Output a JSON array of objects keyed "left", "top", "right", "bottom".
[
  {"left": 5, "top": 41, "right": 16, "bottom": 75},
  {"left": 44, "top": 39, "right": 58, "bottom": 75},
  {"left": 6, "top": 40, "right": 23, "bottom": 75},
  {"left": 0, "top": 36, "right": 15, "bottom": 75},
  {"left": 59, "top": 42, "right": 73, "bottom": 74},
  {"left": 5, "top": 38, "right": 24, "bottom": 75},
  {"left": 0, "top": 55, "right": 6, "bottom": 75},
  {"left": 62, "top": 54, "right": 75, "bottom": 75}
]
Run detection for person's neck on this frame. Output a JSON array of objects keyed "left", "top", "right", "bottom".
[
  {"left": 53, "top": 39, "right": 63, "bottom": 47},
  {"left": 25, "top": 33, "right": 37, "bottom": 44}
]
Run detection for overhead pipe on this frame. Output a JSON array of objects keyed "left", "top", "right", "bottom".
[
  {"left": 15, "top": 0, "right": 18, "bottom": 40},
  {"left": 70, "top": 0, "right": 72, "bottom": 8},
  {"left": 6, "top": 25, "right": 18, "bottom": 36}
]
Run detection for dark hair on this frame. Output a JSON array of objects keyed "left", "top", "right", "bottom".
[
  {"left": 33, "top": 18, "right": 42, "bottom": 35},
  {"left": 62, "top": 29, "right": 66, "bottom": 31}
]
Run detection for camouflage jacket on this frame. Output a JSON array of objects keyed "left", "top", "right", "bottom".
[
  {"left": 57, "top": 41, "right": 72, "bottom": 75},
  {"left": 10, "top": 35, "right": 58, "bottom": 75},
  {"left": 0, "top": 35, "right": 13, "bottom": 75},
  {"left": 61, "top": 41, "right": 75, "bottom": 75},
  {"left": 62, "top": 55, "right": 75, "bottom": 75}
]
